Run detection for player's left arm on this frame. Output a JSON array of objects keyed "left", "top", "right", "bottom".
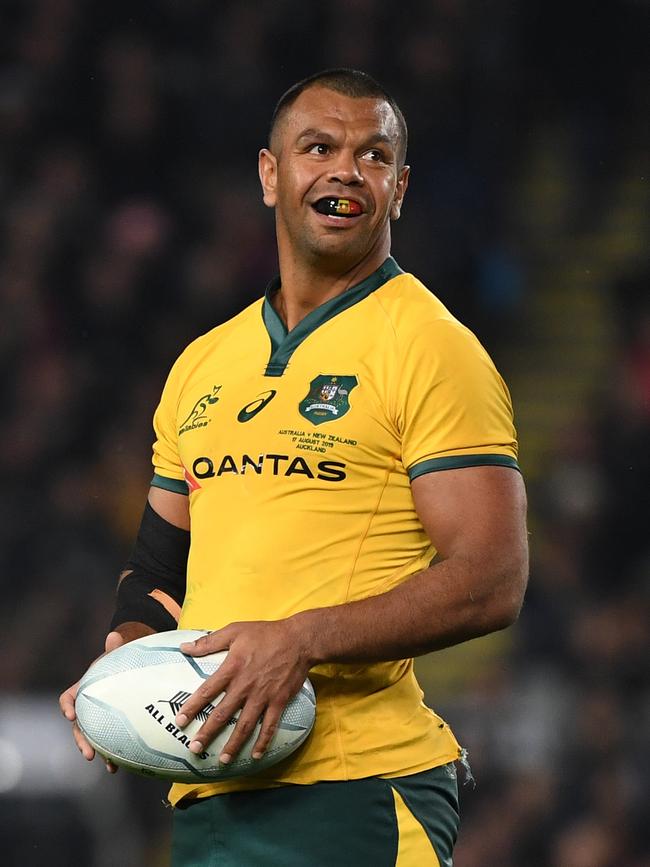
[
  {"left": 176, "top": 464, "right": 528, "bottom": 762},
  {"left": 301, "top": 464, "right": 529, "bottom": 659}
]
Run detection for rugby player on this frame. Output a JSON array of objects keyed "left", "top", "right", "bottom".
[{"left": 61, "top": 69, "right": 528, "bottom": 866}]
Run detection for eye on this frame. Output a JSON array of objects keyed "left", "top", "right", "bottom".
[
  {"left": 361, "top": 149, "right": 385, "bottom": 162},
  {"left": 308, "top": 143, "right": 330, "bottom": 156}
]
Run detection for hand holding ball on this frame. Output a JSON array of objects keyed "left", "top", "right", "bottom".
[{"left": 74, "top": 630, "right": 316, "bottom": 782}]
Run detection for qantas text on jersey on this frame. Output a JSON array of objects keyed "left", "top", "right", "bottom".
[{"left": 191, "top": 453, "right": 347, "bottom": 482}]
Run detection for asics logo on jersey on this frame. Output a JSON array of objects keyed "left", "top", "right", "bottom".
[
  {"left": 179, "top": 385, "right": 222, "bottom": 435},
  {"left": 237, "top": 389, "right": 277, "bottom": 422}
]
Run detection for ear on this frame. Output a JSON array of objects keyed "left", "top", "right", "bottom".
[
  {"left": 258, "top": 149, "right": 278, "bottom": 208},
  {"left": 390, "top": 165, "right": 410, "bottom": 221}
]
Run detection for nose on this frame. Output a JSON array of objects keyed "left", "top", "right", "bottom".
[{"left": 327, "top": 150, "right": 364, "bottom": 186}]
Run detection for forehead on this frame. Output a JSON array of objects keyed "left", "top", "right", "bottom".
[{"left": 277, "top": 86, "right": 400, "bottom": 148}]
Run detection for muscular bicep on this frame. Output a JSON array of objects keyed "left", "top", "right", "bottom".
[
  {"left": 412, "top": 466, "right": 529, "bottom": 605},
  {"left": 148, "top": 485, "right": 190, "bottom": 531}
]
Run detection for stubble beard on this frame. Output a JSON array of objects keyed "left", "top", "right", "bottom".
[{"left": 278, "top": 207, "right": 383, "bottom": 275}]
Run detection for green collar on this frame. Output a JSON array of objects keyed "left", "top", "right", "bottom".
[{"left": 262, "top": 257, "right": 403, "bottom": 377}]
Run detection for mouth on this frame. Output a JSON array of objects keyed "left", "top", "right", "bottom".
[{"left": 312, "top": 197, "right": 364, "bottom": 218}]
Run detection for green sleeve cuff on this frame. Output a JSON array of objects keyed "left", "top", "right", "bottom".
[
  {"left": 151, "top": 473, "right": 189, "bottom": 495},
  {"left": 408, "top": 454, "right": 520, "bottom": 481}
]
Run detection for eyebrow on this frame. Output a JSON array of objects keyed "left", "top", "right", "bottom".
[
  {"left": 295, "top": 128, "right": 396, "bottom": 150},
  {"left": 364, "top": 133, "right": 394, "bottom": 148},
  {"left": 295, "top": 128, "right": 334, "bottom": 144}
]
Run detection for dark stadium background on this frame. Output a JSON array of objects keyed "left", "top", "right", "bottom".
[{"left": 1, "top": 1, "right": 647, "bottom": 865}]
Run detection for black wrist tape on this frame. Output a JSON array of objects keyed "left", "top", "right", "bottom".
[{"left": 110, "top": 502, "right": 190, "bottom": 633}]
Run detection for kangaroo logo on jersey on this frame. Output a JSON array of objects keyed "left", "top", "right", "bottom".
[
  {"left": 179, "top": 386, "right": 221, "bottom": 435},
  {"left": 299, "top": 375, "right": 358, "bottom": 425}
]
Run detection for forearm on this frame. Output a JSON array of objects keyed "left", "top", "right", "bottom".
[
  {"left": 111, "top": 501, "right": 189, "bottom": 632},
  {"left": 291, "top": 554, "right": 527, "bottom": 666}
]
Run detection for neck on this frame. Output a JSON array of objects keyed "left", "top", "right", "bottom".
[{"left": 273, "top": 238, "right": 391, "bottom": 332}]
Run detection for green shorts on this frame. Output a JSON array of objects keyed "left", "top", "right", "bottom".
[{"left": 171, "top": 764, "right": 459, "bottom": 867}]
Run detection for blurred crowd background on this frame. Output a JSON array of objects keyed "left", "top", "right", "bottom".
[{"left": 0, "top": 1, "right": 647, "bottom": 865}]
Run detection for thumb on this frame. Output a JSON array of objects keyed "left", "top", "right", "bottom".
[
  {"left": 180, "top": 625, "right": 232, "bottom": 656},
  {"left": 105, "top": 631, "right": 125, "bottom": 653},
  {"left": 106, "top": 622, "right": 156, "bottom": 652}
]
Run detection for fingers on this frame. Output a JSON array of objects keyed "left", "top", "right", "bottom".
[
  {"left": 72, "top": 721, "right": 118, "bottom": 773},
  {"left": 72, "top": 719, "right": 96, "bottom": 761},
  {"left": 59, "top": 686, "right": 95, "bottom": 762},
  {"left": 178, "top": 688, "right": 286, "bottom": 764},
  {"left": 171, "top": 660, "right": 255, "bottom": 759},
  {"left": 59, "top": 682, "right": 109, "bottom": 768},
  {"left": 180, "top": 629, "right": 232, "bottom": 658},
  {"left": 108, "top": 622, "right": 156, "bottom": 650},
  {"left": 218, "top": 701, "right": 267, "bottom": 764},
  {"left": 73, "top": 723, "right": 118, "bottom": 773},
  {"left": 59, "top": 681, "right": 79, "bottom": 722},
  {"left": 174, "top": 620, "right": 307, "bottom": 763},
  {"left": 105, "top": 631, "right": 125, "bottom": 653},
  {"left": 62, "top": 629, "right": 152, "bottom": 775},
  {"left": 174, "top": 668, "right": 231, "bottom": 730},
  {"left": 250, "top": 705, "right": 283, "bottom": 760}
]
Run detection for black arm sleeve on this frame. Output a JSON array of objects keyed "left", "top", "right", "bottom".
[{"left": 109, "top": 502, "right": 190, "bottom": 632}]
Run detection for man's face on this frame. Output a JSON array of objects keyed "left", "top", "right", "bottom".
[{"left": 259, "top": 86, "right": 409, "bottom": 269}]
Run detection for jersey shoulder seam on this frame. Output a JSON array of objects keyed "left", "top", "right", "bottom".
[{"left": 174, "top": 297, "right": 264, "bottom": 363}]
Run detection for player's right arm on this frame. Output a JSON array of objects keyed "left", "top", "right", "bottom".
[
  {"left": 147, "top": 485, "right": 191, "bottom": 531},
  {"left": 59, "top": 486, "right": 190, "bottom": 768}
]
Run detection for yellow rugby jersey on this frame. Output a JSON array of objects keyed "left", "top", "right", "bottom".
[{"left": 151, "top": 257, "right": 519, "bottom": 805}]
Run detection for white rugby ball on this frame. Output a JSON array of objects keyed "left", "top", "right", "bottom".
[{"left": 75, "top": 629, "right": 316, "bottom": 782}]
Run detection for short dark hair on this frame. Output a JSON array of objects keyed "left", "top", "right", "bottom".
[{"left": 269, "top": 68, "right": 408, "bottom": 167}]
